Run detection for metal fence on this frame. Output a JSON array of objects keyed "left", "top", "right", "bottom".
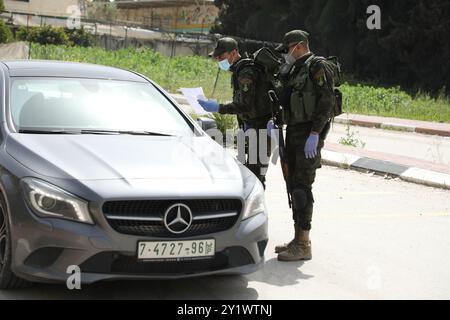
[
  {"left": 0, "top": 10, "right": 279, "bottom": 57},
  {"left": 0, "top": 10, "right": 217, "bottom": 55}
]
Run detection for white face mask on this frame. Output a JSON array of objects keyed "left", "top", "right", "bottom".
[
  {"left": 280, "top": 47, "right": 296, "bottom": 75},
  {"left": 218, "top": 58, "right": 231, "bottom": 71},
  {"left": 282, "top": 46, "right": 297, "bottom": 65}
]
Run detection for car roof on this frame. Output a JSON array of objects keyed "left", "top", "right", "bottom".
[{"left": 1, "top": 60, "right": 148, "bottom": 82}]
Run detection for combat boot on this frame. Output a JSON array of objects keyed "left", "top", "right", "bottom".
[
  {"left": 274, "top": 223, "right": 299, "bottom": 253},
  {"left": 277, "top": 229, "right": 312, "bottom": 261}
]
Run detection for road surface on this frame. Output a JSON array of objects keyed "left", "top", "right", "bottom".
[{"left": 1, "top": 162, "right": 449, "bottom": 300}]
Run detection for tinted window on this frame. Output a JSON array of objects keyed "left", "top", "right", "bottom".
[{"left": 9, "top": 78, "right": 192, "bottom": 136}]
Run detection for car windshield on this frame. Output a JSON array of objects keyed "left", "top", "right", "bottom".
[{"left": 9, "top": 78, "right": 193, "bottom": 136}]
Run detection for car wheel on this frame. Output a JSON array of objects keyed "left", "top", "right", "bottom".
[{"left": 0, "top": 194, "right": 32, "bottom": 289}]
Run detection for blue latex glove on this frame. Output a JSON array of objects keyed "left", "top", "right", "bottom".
[
  {"left": 266, "top": 119, "right": 276, "bottom": 137},
  {"left": 197, "top": 98, "right": 219, "bottom": 113},
  {"left": 304, "top": 133, "right": 319, "bottom": 159}
]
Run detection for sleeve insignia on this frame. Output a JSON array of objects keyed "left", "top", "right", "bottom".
[
  {"left": 239, "top": 77, "right": 253, "bottom": 92},
  {"left": 314, "top": 69, "right": 326, "bottom": 87}
]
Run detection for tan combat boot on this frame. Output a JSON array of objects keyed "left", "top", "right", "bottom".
[
  {"left": 277, "top": 228, "right": 312, "bottom": 261},
  {"left": 274, "top": 224, "right": 299, "bottom": 253}
]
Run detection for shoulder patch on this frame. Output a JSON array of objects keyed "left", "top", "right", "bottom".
[
  {"left": 313, "top": 68, "right": 326, "bottom": 87},
  {"left": 313, "top": 68, "right": 325, "bottom": 80},
  {"left": 239, "top": 76, "right": 253, "bottom": 92}
]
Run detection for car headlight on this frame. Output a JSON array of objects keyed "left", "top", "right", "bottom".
[
  {"left": 21, "top": 178, "right": 94, "bottom": 224},
  {"left": 242, "top": 180, "right": 267, "bottom": 220}
]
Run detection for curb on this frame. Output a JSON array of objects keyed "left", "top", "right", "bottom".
[
  {"left": 322, "top": 149, "right": 450, "bottom": 190},
  {"left": 333, "top": 116, "right": 450, "bottom": 137}
]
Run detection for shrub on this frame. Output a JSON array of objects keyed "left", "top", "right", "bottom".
[
  {"left": 15, "top": 26, "right": 29, "bottom": 41},
  {"left": 209, "top": 113, "right": 238, "bottom": 137},
  {"left": 27, "top": 25, "right": 69, "bottom": 45},
  {"left": 65, "top": 27, "right": 93, "bottom": 47},
  {"left": 17, "top": 26, "right": 93, "bottom": 47},
  {"left": 0, "top": 20, "right": 12, "bottom": 44}
]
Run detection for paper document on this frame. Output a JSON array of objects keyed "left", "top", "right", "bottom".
[{"left": 180, "top": 87, "right": 209, "bottom": 115}]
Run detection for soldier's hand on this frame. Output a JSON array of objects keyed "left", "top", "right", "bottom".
[
  {"left": 267, "top": 120, "right": 275, "bottom": 137},
  {"left": 198, "top": 99, "right": 219, "bottom": 113},
  {"left": 304, "top": 133, "right": 319, "bottom": 159}
]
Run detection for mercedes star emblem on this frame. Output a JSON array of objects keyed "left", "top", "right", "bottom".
[{"left": 163, "top": 203, "right": 193, "bottom": 234}]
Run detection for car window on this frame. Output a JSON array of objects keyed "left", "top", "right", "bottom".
[{"left": 9, "top": 78, "right": 193, "bottom": 136}]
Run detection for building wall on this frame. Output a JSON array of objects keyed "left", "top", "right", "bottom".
[
  {"left": 117, "top": 3, "right": 218, "bottom": 33},
  {"left": 4, "top": 0, "right": 82, "bottom": 17}
]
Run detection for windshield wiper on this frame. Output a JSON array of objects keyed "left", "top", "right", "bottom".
[
  {"left": 80, "top": 129, "right": 173, "bottom": 136},
  {"left": 18, "top": 129, "right": 79, "bottom": 134},
  {"left": 118, "top": 130, "right": 174, "bottom": 136},
  {"left": 18, "top": 129, "right": 174, "bottom": 136}
]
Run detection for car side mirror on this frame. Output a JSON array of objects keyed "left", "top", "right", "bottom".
[{"left": 196, "top": 117, "right": 217, "bottom": 132}]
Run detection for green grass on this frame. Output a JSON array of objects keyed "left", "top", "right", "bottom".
[
  {"left": 340, "top": 84, "right": 450, "bottom": 123},
  {"left": 30, "top": 43, "right": 450, "bottom": 123},
  {"left": 30, "top": 43, "right": 233, "bottom": 103}
]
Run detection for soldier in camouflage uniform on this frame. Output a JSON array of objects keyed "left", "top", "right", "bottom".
[
  {"left": 274, "top": 30, "right": 335, "bottom": 261},
  {"left": 198, "top": 38, "right": 273, "bottom": 188}
]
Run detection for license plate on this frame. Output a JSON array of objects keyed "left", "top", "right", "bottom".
[{"left": 138, "top": 239, "right": 215, "bottom": 260}]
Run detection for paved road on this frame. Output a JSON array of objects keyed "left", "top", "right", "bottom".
[
  {"left": 1, "top": 164, "right": 449, "bottom": 300},
  {"left": 328, "top": 123, "right": 450, "bottom": 165}
]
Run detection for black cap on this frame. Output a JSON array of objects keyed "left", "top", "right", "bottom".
[
  {"left": 209, "top": 37, "right": 238, "bottom": 57},
  {"left": 275, "top": 30, "right": 310, "bottom": 53}
]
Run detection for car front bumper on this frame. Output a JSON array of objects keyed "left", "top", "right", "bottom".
[{"left": 10, "top": 197, "right": 268, "bottom": 284}]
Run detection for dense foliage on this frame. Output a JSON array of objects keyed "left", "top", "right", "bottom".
[
  {"left": 212, "top": 0, "right": 450, "bottom": 95},
  {"left": 0, "top": 20, "right": 12, "bottom": 43},
  {"left": 16, "top": 25, "right": 93, "bottom": 47}
]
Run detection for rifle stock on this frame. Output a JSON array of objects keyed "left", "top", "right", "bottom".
[{"left": 268, "top": 90, "right": 292, "bottom": 208}]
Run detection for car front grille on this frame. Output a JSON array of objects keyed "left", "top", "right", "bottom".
[{"left": 102, "top": 199, "right": 242, "bottom": 238}]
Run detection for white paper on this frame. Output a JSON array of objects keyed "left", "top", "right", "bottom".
[{"left": 180, "top": 87, "right": 209, "bottom": 115}]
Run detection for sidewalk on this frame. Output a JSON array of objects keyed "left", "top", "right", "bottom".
[
  {"left": 322, "top": 142, "right": 450, "bottom": 190},
  {"left": 334, "top": 113, "right": 450, "bottom": 137},
  {"left": 326, "top": 114, "right": 450, "bottom": 189}
]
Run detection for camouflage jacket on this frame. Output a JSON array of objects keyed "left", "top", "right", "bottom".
[{"left": 218, "top": 57, "right": 273, "bottom": 125}]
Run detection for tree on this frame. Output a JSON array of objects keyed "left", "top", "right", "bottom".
[
  {"left": 211, "top": 0, "right": 259, "bottom": 37},
  {"left": 212, "top": 0, "right": 450, "bottom": 95}
]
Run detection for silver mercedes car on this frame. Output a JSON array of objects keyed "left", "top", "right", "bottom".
[{"left": 0, "top": 60, "right": 268, "bottom": 288}]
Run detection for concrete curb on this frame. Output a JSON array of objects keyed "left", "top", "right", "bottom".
[
  {"left": 322, "top": 149, "right": 450, "bottom": 190},
  {"left": 334, "top": 115, "right": 450, "bottom": 137}
]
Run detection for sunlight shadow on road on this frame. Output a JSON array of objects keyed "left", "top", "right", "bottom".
[
  {"left": 0, "top": 275, "right": 258, "bottom": 300},
  {"left": 246, "top": 258, "right": 314, "bottom": 287}
]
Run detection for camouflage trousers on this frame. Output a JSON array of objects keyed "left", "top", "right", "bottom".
[
  {"left": 285, "top": 122, "right": 329, "bottom": 230},
  {"left": 237, "top": 118, "right": 272, "bottom": 189},
  {"left": 243, "top": 133, "right": 272, "bottom": 188}
]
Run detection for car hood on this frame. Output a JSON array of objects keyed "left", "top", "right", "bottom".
[{"left": 6, "top": 133, "right": 244, "bottom": 182}]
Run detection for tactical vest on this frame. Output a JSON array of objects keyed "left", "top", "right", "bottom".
[
  {"left": 285, "top": 55, "right": 319, "bottom": 125},
  {"left": 231, "top": 58, "right": 273, "bottom": 123}
]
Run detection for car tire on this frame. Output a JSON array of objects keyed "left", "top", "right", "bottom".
[{"left": 0, "top": 193, "right": 32, "bottom": 289}]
